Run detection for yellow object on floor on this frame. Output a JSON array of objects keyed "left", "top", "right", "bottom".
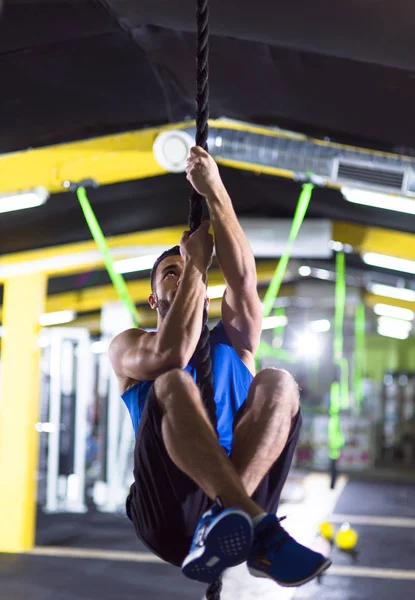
[
  {"left": 318, "top": 521, "right": 335, "bottom": 541},
  {"left": 335, "top": 522, "right": 359, "bottom": 550}
]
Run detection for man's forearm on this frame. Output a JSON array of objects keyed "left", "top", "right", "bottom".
[
  {"left": 156, "top": 263, "right": 207, "bottom": 366},
  {"left": 206, "top": 187, "right": 256, "bottom": 288}
]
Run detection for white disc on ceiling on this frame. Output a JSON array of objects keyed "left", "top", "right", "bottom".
[{"left": 153, "top": 130, "right": 194, "bottom": 173}]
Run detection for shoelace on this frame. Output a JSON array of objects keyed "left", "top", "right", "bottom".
[
  {"left": 195, "top": 506, "right": 222, "bottom": 547},
  {"left": 261, "top": 516, "right": 292, "bottom": 552}
]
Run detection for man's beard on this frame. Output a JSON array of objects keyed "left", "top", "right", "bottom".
[{"left": 157, "top": 298, "right": 171, "bottom": 318}]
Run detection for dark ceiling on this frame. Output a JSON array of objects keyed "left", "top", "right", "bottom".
[{"left": 1, "top": 0, "right": 414, "bottom": 289}]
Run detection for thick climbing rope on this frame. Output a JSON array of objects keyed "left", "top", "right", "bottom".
[{"left": 189, "top": 1, "right": 222, "bottom": 599}]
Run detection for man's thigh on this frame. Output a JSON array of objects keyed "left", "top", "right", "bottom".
[{"left": 126, "top": 384, "right": 211, "bottom": 566}]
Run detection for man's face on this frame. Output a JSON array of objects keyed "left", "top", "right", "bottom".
[{"left": 149, "top": 255, "right": 184, "bottom": 317}]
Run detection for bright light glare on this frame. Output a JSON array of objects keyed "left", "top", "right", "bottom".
[
  {"left": 314, "top": 268, "right": 331, "bottom": 280},
  {"left": 374, "top": 303, "right": 414, "bottom": 321},
  {"left": 35, "top": 422, "right": 56, "bottom": 433},
  {"left": 296, "top": 333, "right": 323, "bottom": 358},
  {"left": 299, "top": 266, "right": 311, "bottom": 276},
  {"left": 207, "top": 284, "right": 227, "bottom": 299},
  {"left": 377, "top": 325, "right": 409, "bottom": 340},
  {"left": 262, "top": 316, "right": 288, "bottom": 330},
  {"left": 342, "top": 187, "right": 415, "bottom": 215},
  {"left": 377, "top": 316, "right": 412, "bottom": 333},
  {"left": 362, "top": 253, "right": 415, "bottom": 275},
  {"left": 114, "top": 254, "right": 159, "bottom": 274},
  {"left": 310, "top": 319, "right": 331, "bottom": 333},
  {"left": 0, "top": 186, "right": 49, "bottom": 214},
  {"left": 38, "top": 335, "right": 50, "bottom": 348},
  {"left": 368, "top": 283, "right": 415, "bottom": 303},
  {"left": 91, "top": 340, "right": 110, "bottom": 354},
  {"left": 39, "top": 310, "right": 76, "bottom": 326}
]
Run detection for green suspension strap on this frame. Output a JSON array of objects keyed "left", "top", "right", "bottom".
[
  {"left": 262, "top": 183, "right": 314, "bottom": 318},
  {"left": 76, "top": 186, "right": 140, "bottom": 327},
  {"left": 354, "top": 303, "right": 366, "bottom": 414},
  {"left": 329, "top": 251, "right": 347, "bottom": 487},
  {"left": 257, "top": 183, "right": 313, "bottom": 366}
]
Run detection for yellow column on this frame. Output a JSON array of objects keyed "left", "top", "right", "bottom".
[{"left": 0, "top": 272, "right": 47, "bottom": 552}]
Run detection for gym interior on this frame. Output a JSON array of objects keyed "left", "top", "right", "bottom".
[{"left": 1, "top": 2, "right": 415, "bottom": 599}]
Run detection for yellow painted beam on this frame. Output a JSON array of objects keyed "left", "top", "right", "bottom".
[
  {"left": 43, "top": 262, "right": 281, "bottom": 315},
  {"left": 332, "top": 221, "right": 415, "bottom": 261},
  {"left": 0, "top": 226, "right": 185, "bottom": 281},
  {"left": 364, "top": 292, "right": 415, "bottom": 312},
  {"left": 1, "top": 119, "right": 406, "bottom": 197},
  {"left": 0, "top": 272, "right": 47, "bottom": 552}
]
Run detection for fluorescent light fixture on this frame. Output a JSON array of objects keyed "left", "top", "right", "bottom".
[
  {"left": 39, "top": 310, "right": 76, "bottom": 326},
  {"left": 114, "top": 254, "right": 159, "bottom": 275},
  {"left": 91, "top": 340, "right": 110, "bottom": 354},
  {"left": 374, "top": 303, "right": 414, "bottom": 321},
  {"left": 207, "top": 284, "right": 227, "bottom": 299},
  {"left": 377, "top": 325, "right": 409, "bottom": 340},
  {"left": 0, "top": 186, "right": 49, "bottom": 214},
  {"left": 314, "top": 268, "right": 332, "bottom": 280},
  {"left": 310, "top": 319, "right": 331, "bottom": 333},
  {"left": 368, "top": 283, "right": 415, "bottom": 303},
  {"left": 262, "top": 315, "right": 288, "bottom": 330},
  {"left": 342, "top": 187, "right": 415, "bottom": 215},
  {"left": 299, "top": 266, "right": 311, "bottom": 276},
  {"left": 377, "top": 316, "right": 412, "bottom": 333},
  {"left": 362, "top": 253, "right": 415, "bottom": 275}
]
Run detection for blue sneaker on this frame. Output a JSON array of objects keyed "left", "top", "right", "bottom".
[
  {"left": 247, "top": 514, "right": 331, "bottom": 587},
  {"left": 181, "top": 504, "right": 253, "bottom": 583}
]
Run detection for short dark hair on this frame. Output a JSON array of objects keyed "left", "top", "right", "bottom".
[{"left": 150, "top": 245, "right": 181, "bottom": 293}]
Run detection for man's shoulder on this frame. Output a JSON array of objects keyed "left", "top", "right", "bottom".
[{"left": 109, "top": 328, "right": 155, "bottom": 361}]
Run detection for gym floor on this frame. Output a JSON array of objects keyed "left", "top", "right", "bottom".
[{"left": 2, "top": 474, "right": 415, "bottom": 600}]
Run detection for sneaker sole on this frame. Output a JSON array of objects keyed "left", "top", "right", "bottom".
[
  {"left": 182, "top": 510, "right": 253, "bottom": 584},
  {"left": 248, "top": 557, "right": 332, "bottom": 587}
]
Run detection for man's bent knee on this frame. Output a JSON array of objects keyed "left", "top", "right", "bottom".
[{"left": 250, "top": 368, "right": 299, "bottom": 415}]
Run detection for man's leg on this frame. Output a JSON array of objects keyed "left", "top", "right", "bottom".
[
  {"left": 230, "top": 368, "right": 300, "bottom": 497},
  {"left": 154, "top": 368, "right": 263, "bottom": 518}
]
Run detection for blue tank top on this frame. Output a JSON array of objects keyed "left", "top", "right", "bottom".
[{"left": 121, "top": 321, "right": 253, "bottom": 455}]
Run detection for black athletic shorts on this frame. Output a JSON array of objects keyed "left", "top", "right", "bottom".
[{"left": 126, "top": 384, "right": 302, "bottom": 567}]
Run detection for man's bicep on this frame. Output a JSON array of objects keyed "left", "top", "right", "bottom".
[{"left": 221, "top": 285, "right": 262, "bottom": 356}]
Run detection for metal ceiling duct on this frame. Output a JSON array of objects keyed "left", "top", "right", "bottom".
[{"left": 179, "top": 121, "right": 415, "bottom": 197}]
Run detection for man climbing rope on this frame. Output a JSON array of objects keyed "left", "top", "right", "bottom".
[{"left": 109, "top": 146, "right": 331, "bottom": 588}]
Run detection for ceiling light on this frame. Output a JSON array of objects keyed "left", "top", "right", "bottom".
[
  {"left": 342, "top": 187, "right": 415, "bottom": 215},
  {"left": 377, "top": 316, "right": 412, "bottom": 333},
  {"left": 0, "top": 186, "right": 49, "bottom": 214},
  {"left": 374, "top": 303, "right": 414, "bottom": 321},
  {"left": 207, "top": 284, "right": 227, "bottom": 299},
  {"left": 114, "top": 254, "right": 159, "bottom": 274},
  {"left": 153, "top": 130, "right": 194, "bottom": 173},
  {"left": 262, "top": 315, "right": 288, "bottom": 330},
  {"left": 310, "top": 319, "right": 331, "bottom": 333},
  {"left": 39, "top": 310, "right": 76, "bottom": 326},
  {"left": 330, "top": 241, "right": 344, "bottom": 252},
  {"left": 314, "top": 268, "right": 332, "bottom": 280},
  {"left": 299, "top": 266, "right": 311, "bottom": 276},
  {"left": 368, "top": 283, "right": 415, "bottom": 303},
  {"left": 377, "top": 325, "right": 410, "bottom": 340},
  {"left": 362, "top": 253, "right": 415, "bottom": 275}
]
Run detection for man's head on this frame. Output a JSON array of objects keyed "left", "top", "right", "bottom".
[{"left": 149, "top": 246, "right": 183, "bottom": 318}]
